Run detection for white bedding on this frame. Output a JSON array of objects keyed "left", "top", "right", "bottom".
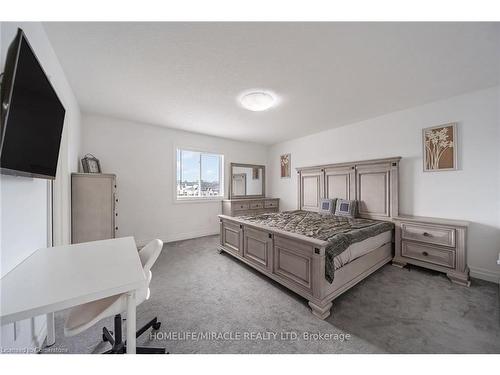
[{"left": 333, "top": 230, "right": 392, "bottom": 270}]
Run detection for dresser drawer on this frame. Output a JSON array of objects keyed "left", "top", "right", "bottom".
[
  {"left": 401, "top": 241, "right": 455, "bottom": 268},
  {"left": 401, "top": 223, "right": 455, "bottom": 247},
  {"left": 250, "top": 202, "right": 264, "bottom": 209},
  {"left": 264, "top": 200, "right": 278, "bottom": 209},
  {"left": 233, "top": 210, "right": 253, "bottom": 217},
  {"left": 233, "top": 202, "right": 250, "bottom": 211},
  {"left": 223, "top": 199, "right": 280, "bottom": 217}
]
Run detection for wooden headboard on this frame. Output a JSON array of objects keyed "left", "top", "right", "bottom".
[{"left": 296, "top": 157, "right": 401, "bottom": 221}]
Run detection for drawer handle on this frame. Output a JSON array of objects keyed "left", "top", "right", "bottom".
[
  {"left": 422, "top": 251, "right": 429, "bottom": 256},
  {"left": 423, "top": 232, "right": 431, "bottom": 237}
]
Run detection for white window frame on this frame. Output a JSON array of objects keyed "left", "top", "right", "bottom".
[{"left": 175, "top": 147, "right": 224, "bottom": 202}]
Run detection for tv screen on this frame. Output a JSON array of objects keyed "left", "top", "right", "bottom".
[{"left": 0, "top": 29, "right": 66, "bottom": 180}]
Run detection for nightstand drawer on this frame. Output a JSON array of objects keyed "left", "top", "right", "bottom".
[
  {"left": 233, "top": 202, "right": 250, "bottom": 211},
  {"left": 401, "top": 241, "right": 455, "bottom": 268},
  {"left": 401, "top": 223, "right": 455, "bottom": 247}
]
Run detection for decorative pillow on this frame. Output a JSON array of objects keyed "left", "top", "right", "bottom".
[
  {"left": 335, "top": 199, "right": 357, "bottom": 218},
  {"left": 318, "top": 198, "right": 336, "bottom": 215}
]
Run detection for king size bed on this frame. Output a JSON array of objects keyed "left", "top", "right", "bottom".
[{"left": 218, "top": 157, "right": 401, "bottom": 319}]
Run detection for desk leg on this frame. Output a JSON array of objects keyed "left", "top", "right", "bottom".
[
  {"left": 126, "top": 292, "right": 136, "bottom": 354},
  {"left": 46, "top": 313, "right": 55, "bottom": 347}
]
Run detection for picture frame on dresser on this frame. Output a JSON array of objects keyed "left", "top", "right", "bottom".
[{"left": 81, "top": 153, "right": 102, "bottom": 173}]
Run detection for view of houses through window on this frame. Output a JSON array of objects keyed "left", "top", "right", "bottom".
[{"left": 176, "top": 149, "right": 224, "bottom": 199}]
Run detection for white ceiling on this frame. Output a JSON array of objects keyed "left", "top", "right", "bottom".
[{"left": 43, "top": 22, "right": 500, "bottom": 145}]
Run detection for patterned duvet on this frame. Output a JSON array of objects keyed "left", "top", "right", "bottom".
[{"left": 238, "top": 210, "right": 393, "bottom": 283}]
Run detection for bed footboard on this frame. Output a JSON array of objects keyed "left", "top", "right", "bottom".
[{"left": 219, "top": 215, "right": 392, "bottom": 319}]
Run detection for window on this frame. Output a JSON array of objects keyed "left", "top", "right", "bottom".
[{"left": 176, "top": 149, "right": 224, "bottom": 200}]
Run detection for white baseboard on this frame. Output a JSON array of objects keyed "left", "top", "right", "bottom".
[
  {"left": 469, "top": 266, "right": 500, "bottom": 284},
  {"left": 136, "top": 229, "right": 219, "bottom": 248}
]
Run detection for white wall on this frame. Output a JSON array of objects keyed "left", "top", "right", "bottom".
[
  {"left": 0, "top": 22, "right": 81, "bottom": 351},
  {"left": 81, "top": 114, "right": 267, "bottom": 246},
  {"left": 269, "top": 87, "right": 500, "bottom": 283}
]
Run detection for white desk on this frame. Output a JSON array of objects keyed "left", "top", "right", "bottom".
[{"left": 0, "top": 237, "right": 146, "bottom": 354}]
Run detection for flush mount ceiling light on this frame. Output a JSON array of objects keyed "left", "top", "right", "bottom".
[{"left": 238, "top": 90, "right": 277, "bottom": 112}]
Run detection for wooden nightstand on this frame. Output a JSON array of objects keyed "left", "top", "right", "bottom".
[{"left": 392, "top": 215, "right": 470, "bottom": 286}]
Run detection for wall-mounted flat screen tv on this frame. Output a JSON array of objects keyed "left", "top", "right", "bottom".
[{"left": 0, "top": 28, "right": 66, "bottom": 180}]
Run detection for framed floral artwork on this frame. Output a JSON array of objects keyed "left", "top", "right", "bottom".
[
  {"left": 280, "top": 153, "right": 291, "bottom": 178},
  {"left": 423, "top": 123, "right": 457, "bottom": 172}
]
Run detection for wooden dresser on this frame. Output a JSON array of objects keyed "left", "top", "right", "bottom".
[
  {"left": 71, "top": 173, "right": 118, "bottom": 244},
  {"left": 222, "top": 198, "right": 279, "bottom": 216},
  {"left": 392, "top": 215, "right": 470, "bottom": 286}
]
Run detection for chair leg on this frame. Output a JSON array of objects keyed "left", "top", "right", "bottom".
[
  {"left": 102, "top": 327, "right": 115, "bottom": 346},
  {"left": 135, "top": 346, "right": 167, "bottom": 354},
  {"left": 112, "top": 314, "right": 126, "bottom": 353},
  {"left": 113, "top": 314, "right": 122, "bottom": 345},
  {"left": 101, "top": 314, "right": 126, "bottom": 353},
  {"left": 136, "top": 317, "right": 161, "bottom": 338},
  {"left": 101, "top": 315, "right": 166, "bottom": 354}
]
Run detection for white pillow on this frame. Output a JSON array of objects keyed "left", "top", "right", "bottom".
[
  {"left": 318, "top": 198, "right": 336, "bottom": 215},
  {"left": 335, "top": 199, "right": 357, "bottom": 218}
]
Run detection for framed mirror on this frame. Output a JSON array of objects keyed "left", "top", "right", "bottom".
[{"left": 229, "top": 163, "right": 265, "bottom": 199}]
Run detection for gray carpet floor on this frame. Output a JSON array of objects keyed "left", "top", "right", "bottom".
[{"left": 43, "top": 235, "right": 500, "bottom": 354}]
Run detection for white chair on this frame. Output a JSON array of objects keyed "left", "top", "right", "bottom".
[{"left": 64, "top": 239, "right": 166, "bottom": 354}]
